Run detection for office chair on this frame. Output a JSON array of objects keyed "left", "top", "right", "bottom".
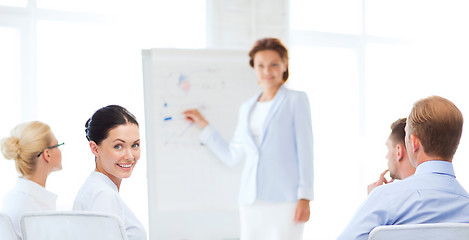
[
  {"left": 368, "top": 223, "right": 469, "bottom": 240},
  {"left": 20, "top": 211, "right": 128, "bottom": 240},
  {"left": 0, "top": 212, "right": 17, "bottom": 240}
]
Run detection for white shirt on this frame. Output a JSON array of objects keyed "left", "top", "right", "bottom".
[
  {"left": 249, "top": 100, "right": 273, "bottom": 146},
  {"left": 73, "top": 172, "right": 147, "bottom": 240},
  {"left": 2, "top": 178, "right": 57, "bottom": 239}
]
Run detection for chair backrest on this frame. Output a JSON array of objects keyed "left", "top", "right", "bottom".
[
  {"left": 20, "top": 211, "right": 128, "bottom": 240},
  {"left": 0, "top": 212, "right": 18, "bottom": 240},
  {"left": 368, "top": 223, "right": 469, "bottom": 240}
]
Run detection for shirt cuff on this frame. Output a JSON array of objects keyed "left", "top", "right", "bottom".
[
  {"left": 199, "top": 124, "right": 215, "bottom": 144},
  {"left": 298, "top": 187, "right": 314, "bottom": 201}
]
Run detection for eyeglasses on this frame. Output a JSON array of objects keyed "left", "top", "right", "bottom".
[{"left": 37, "top": 142, "right": 65, "bottom": 157}]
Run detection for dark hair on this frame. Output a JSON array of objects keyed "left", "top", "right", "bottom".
[
  {"left": 85, "top": 105, "right": 138, "bottom": 145},
  {"left": 389, "top": 118, "right": 406, "bottom": 146},
  {"left": 248, "top": 38, "right": 289, "bottom": 82}
]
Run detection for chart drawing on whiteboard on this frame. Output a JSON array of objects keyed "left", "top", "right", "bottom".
[{"left": 142, "top": 48, "right": 259, "bottom": 240}]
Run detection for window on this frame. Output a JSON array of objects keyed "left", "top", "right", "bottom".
[
  {"left": 290, "top": 0, "right": 363, "bottom": 34},
  {"left": 0, "top": 0, "right": 26, "bottom": 7},
  {"left": 0, "top": 26, "right": 22, "bottom": 202}
]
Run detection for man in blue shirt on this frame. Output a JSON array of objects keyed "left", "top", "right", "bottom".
[
  {"left": 338, "top": 96, "right": 469, "bottom": 240},
  {"left": 367, "top": 118, "right": 415, "bottom": 195}
]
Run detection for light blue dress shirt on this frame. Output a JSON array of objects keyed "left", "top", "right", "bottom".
[
  {"left": 338, "top": 160, "right": 469, "bottom": 240},
  {"left": 199, "top": 86, "right": 314, "bottom": 205}
]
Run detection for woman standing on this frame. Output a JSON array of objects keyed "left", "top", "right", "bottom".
[
  {"left": 184, "top": 38, "right": 314, "bottom": 240},
  {"left": 1, "top": 121, "right": 63, "bottom": 239},
  {"left": 73, "top": 105, "right": 146, "bottom": 240}
]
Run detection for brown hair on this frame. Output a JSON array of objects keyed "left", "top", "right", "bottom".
[
  {"left": 248, "top": 38, "right": 289, "bottom": 81},
  {"left": 389, "top": 118, "right": 406, "bottom": 146},
  {"left": 1, "top": 121, "right": 52, "bottom": 176},
  {"left": 407, "top": 96, "right": 463, "bottom": 160}
]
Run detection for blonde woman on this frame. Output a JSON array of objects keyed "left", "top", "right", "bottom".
[{"left": 1, "top": 121, "right": 63, "bottom": 239}]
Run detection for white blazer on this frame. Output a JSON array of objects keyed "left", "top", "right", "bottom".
[{"left": 200, "top": 85, "right": 314, "bottom": 205}]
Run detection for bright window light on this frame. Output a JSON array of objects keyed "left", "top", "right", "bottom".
[
  {"left": 0, "top": 26, "right": 22, "bottom": 206},
  {"left": 290, "top": 0, "right": 363, "bottom": 34},
  {"left": 0, "top": 0, "right": 26, "bottom": 7},
  {"left": 37, "top": 0, "right": 118, "bottom": 14},
  {"left": 289, "top": 45, "right": 362, "bottom": 238}
]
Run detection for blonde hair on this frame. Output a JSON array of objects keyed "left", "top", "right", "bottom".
[{"left": 1, "top": 121, "right": 52, "bottom": 176}]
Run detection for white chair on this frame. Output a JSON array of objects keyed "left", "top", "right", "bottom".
[
  {"left": 20, "top": 211, "right": 128, "bottom": 240},
  {"left": 368, "top": 223, "right": 469, "bottom": 240},
  {"left": 0, "top": 212, "right": 18, "bottom": 240}
]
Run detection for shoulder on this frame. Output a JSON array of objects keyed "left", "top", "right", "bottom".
[
  {"left": 370, "top": 177, "right": 418, "bottom": 200},
  {"left": 286, "top": 88, "right": 308, "bottom": 100},
  {"left": 276, "top": 87, "right": 309, "bottom": 104},
  {"left": 2, "top": 190, "right": 41, "bottom": 214},
  {"left": 3, "top": 190, "right": 35, "bottom": 206},
  {"left": 75, "top": 173, "right": 120, "bottom": 204},
  {"left": 282, "top": 88, "right": 310, "bottom": 113},
  {"left": 74, "top": 184, "right": 122, "bottom": 212}
]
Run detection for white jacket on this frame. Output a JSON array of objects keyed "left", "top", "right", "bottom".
[{"left": 200, "top": 85, "right": 314, "bottom": 205}]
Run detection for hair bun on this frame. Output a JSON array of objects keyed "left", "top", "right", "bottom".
[
  {"left": 85, "top": 118, "right": 92, "bottom": 141},
  {"left": 1, "top": 136, "right": 21, "bottom": 160}
]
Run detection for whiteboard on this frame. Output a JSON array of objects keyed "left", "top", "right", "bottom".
[{"left": 142, "top": 48, "right": 259, "bottom": 240}]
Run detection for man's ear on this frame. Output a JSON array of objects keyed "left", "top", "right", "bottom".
[
  {"left": 89, "top": 141, "right": 99, "bottom": 157},
  {"left": 396, "top": 144, "right": 404, "bottom": 162},
  {"left": 409, "top": 134, "right": 420, "bottom": 153}
]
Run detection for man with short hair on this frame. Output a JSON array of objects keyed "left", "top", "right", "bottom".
[
  {"left": 367, "top": 118, "right": 415, "bottom": 194},
  {"left": 338, "top": 96, "right": 469, "bottom": 240}
]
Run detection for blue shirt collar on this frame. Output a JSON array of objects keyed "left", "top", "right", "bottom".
[{"left": 415, "top": 160, "right": 455, "bottom": 178}]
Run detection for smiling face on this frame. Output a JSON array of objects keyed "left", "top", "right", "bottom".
[
  {"left": 253, "top": 49, "right": 287, "bottom": 90},
  {"left": 91, "top": 123, "right": 140, "bottom": 189}
]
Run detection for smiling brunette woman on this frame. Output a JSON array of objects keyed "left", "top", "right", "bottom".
[{"left": 73, "top": 105, "right": 146, "bottom": 240}]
